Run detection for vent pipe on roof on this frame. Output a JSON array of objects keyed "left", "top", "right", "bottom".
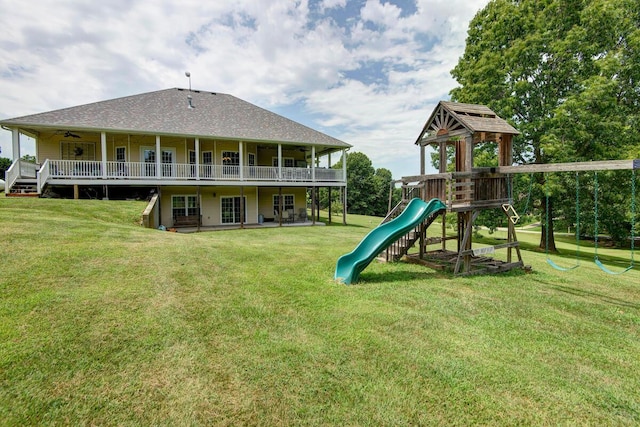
[
  {"left": 185, "top": 71, "right": 191, "bottom": 91},
  {"left": 187, "top": 95, "right": 195, "bottom": 109}
]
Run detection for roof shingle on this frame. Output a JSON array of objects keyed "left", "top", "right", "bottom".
[{"left": 0, "top": 88, "right": 351, "bottom": 149}]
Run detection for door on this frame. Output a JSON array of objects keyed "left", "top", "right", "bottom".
[
  {"left": 221, "top": 196, "right": 247, "bottom": 224},
  {"left": 161, "top": 149, "right": 175, "bottom": 177},
  {"left": 143, "top": 148, "right": 156, "bottom": 177}
]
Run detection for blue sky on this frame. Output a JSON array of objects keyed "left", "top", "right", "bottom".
[{"left": 0, "top": 0, "right": 489, "bottom": 179}]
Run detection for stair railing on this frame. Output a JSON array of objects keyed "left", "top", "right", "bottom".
[
  {"left": 5, "top": 159, "right": 20, "bottom": 192},
  {"left": 37, "top": 159, "right": 50, "bottom": 194}
]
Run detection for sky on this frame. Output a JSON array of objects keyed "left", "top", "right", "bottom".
[{"left": 0, "top": 0, "right": 490, "bottom": 179}]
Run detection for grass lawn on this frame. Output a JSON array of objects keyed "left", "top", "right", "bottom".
[{"left": 1, "top": 197, "right": 639, "bottom": 426}]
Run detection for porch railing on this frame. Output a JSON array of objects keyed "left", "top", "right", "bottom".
[{"left": 40, "top": 160, "right": 345, "bottom": 184}]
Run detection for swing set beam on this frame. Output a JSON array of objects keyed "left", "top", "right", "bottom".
[{"left": 497, "top": 159, "right": 640, "bottom": 174}]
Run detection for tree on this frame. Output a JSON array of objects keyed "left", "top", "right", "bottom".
[
  {"left": 326, "top": 152, "right": 397, "bottom": 216},
  {"left": 343, "top": 152, "right": 376, "bottom": 215},
  {"left": 450, "top": 0, "right": 640, "bottom": 249},
  {"left": 0, "top": 157, "right": 11, "bottom": 180}
]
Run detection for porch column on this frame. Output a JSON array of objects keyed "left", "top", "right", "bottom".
[
  {"left": 155, "top": 135, "right": 161, "bottom": 179},
  {"left": 101, "top": 132, "right": 107, "bottom": 179},
  {"left": 239, "top": 141, "right": 244, "bottom": 180},
  {"left": 195, "top": 137, "right": 200, "bottom": 180},
  {"left": 342, "top": 150, "right": 347, "bottom": 183},
  {"left": 11, "top": 128, "right": 20, "bottom": 161},
  {"left": 277, "top": 144, "right": 282, "bottom": 180},
  {"left": 311, "top": 146, "right": 316, "bottom": 182}
]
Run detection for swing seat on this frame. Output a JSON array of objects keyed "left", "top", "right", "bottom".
[
  {"left": 594, "top": 257, "right": 634, "bottom": 275},
  {"left": 546, "top": 258, "right": 580, "bottom": 272}
]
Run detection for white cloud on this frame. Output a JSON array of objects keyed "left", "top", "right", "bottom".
[{"left": 0, "top": 0, "right": 490, "bottom": 179}]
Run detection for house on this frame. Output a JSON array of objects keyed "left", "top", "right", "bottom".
[{"left": 1, "top": 88, "right": 350, "bottom": 228}]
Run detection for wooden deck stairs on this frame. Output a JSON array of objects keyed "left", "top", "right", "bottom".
[{"left": 6, "top": 180, "right": 39, "bottom": 197}]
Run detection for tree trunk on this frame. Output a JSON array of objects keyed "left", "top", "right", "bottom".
[{"left": 540, "top": 196, "right": 558, "bottom": 252}]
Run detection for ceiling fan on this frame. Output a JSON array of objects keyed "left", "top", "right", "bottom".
[{"left": 64, "top": 131, "right": 81, "bottom": 138}]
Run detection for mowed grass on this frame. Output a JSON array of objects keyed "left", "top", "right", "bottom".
[{"left": 1, "top": 198, "right": 639, "bottom": 426}]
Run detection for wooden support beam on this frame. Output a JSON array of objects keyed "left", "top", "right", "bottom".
[{"left": 498, "top": 159, "right": 638, "bottom": 174}]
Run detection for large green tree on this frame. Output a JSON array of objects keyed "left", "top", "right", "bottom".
[
  {"left": 0, "top": 157, "right": 11, "bottom": 180},
  {"left": 451, "top": 0, "right": 640, "bottom": 249},
  {"left": 321, "top": 152, "right": 398, "bottom": 217}
]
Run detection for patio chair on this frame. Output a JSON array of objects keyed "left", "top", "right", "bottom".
[{"left": 297, "top": 208, "right": 308, "bottom": 222}]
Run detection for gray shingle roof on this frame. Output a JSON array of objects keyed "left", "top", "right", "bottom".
[
  {"left": 0, "top": 88, "right": 351, "bottom": 149},
  {"left": 416, "top": 101, "right": 519, "bottom": 144}
]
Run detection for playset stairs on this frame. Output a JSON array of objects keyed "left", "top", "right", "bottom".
[{"left": 377, "top": 199, "right": 443, "bottom": 262}]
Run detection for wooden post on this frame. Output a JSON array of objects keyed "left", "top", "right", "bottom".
[
  {"left": 465, "top": 135, "right": 473, "bottom": 172},
  {"left": 343, "top": 185, "right": 347, "bottom": 225},
  {"left": 157, "top": 186, "right": 162, "bottom": 227},
  {"left": 455, "top": 210, "right": 478, "bottom": 274},
  {"left": 73, "top": 184, "right": 79, "bottom": 200},
  {"left": 311, "top": 186, "right": 316, "bottom": 225},
  {"left": 439, "top": 141, "right": 447, "bottom": 173},
  {"left": 240, "top": 186, "right": 244, "bottom": 229},
  {"left": 441, "top": 211, "right": 446, "bottom": 252},
  {"left": 278, "top": 186, "right": 283, "bottom": 226},
  {"left": 328, "top": 186, "right": 332, "bottom": 224},
  {"left": 197, "top": 186, "right": 201, "bottom": 232}
]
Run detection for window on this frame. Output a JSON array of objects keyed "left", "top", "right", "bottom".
[
  {"left": 202, "top": 151, "right": 213, "bottom": 164},
  {"left": 272, "top": 157, "right": 295, "bottom": 167},
  {"left": 201, "top": 151, "right": 213, "bottom": 178},
  {"left": 60, "top": 142, "right": 96, "bottom": 161},
  {"left": 172, "top": 195, "right": 199, "bottom": 218},
  {"left": 143, "top": 148, "right": 156, "bottom": 176},
  {"left": 116, "top": 146, "right": 126, "bottom": 162},
  {"left": 221, "top": 196, "right": 246, "bottom": 224},
  {"left": 248, "top": 153, "right": 256, "bottom": 177},
  {"left": 222, "top": 151, "right": 239, "bottom": 176},
  {"left": 273, "top": 194, "right": 294, "bottom": 214},
  {"left": 161, "top": 149, "right": 174, "bottom": 177},
  {"left": 115, "top": 146, "right": 127, "bottom": 175}
]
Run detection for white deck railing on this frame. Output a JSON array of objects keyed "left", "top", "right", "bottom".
[{"left": 42, "top": 160, "right": 344, "bottom": 183}]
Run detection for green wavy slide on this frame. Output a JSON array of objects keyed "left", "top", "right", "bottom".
[{"left": 335, "top": 198, "right": 446, "bottom": 284}]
